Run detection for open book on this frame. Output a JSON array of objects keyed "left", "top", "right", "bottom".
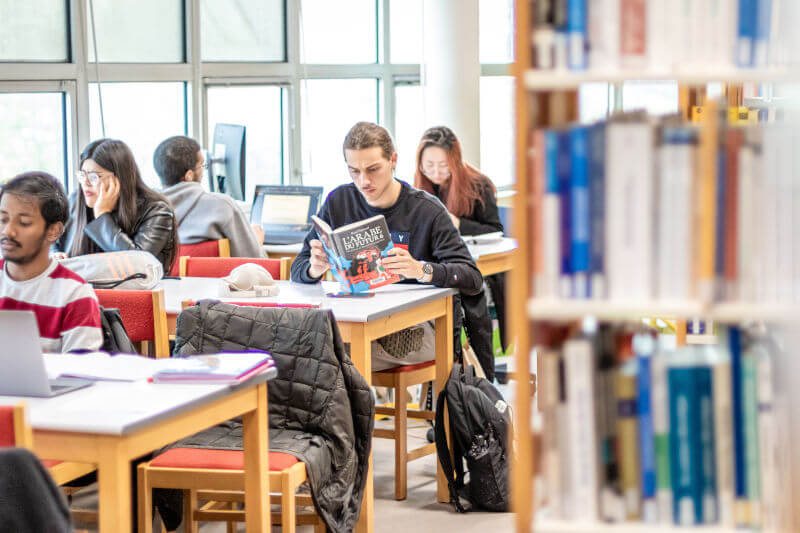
[
  {"left": 152, "top": 352, "right": 276, "bottom": 384},
  {"left": 312, "top": 214, "right": 401, "bottom": 294}
]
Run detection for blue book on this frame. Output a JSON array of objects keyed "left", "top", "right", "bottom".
[
  {"left": 730, "top": 327, "right": 747, "bottom": 511},
  {"left": 588, "top": 123, "right": 605, "bottom": 298},
  {"left": 754, "top": 0, "right": 773, "bottom": 66},
  {"left": 737, "top": 0, "right": 758, "bottom": 67},
  {"left": 697, "top": 363, "right": 718, "bottom": 524},
  {"left": 567, "top": 0, "right": 587, "bottom": 70},
  {"left": 569, "top": 126, "right": 590, "bottom": 298},
  {"left": 557, "top": 129, "right": 572, "bottom": 298},
  {"left": 545, "top": 130, "right": 559, "bottom": 194},
  {"left": 636, "top": 333, "right": 657, "bottom": 522}
]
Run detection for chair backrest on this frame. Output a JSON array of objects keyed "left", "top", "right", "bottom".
[
  {"left": 94, "top": 288, "right": 170, "bottom": 358},
  {"left": 180, "top": 256, "right": 289, "bottom": 280},
  {"left": 0, "top": 403, "right": 32, "bottom": 448},
  {"left": 169, "top": 239, "right": 231, "bottom": 275}
]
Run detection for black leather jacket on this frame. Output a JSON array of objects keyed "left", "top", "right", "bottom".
[{"left": 57, "top": 195, "right": 177, "bottom": 272}]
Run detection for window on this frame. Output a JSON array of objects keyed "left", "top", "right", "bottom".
[
  {"left": 579, "top": 83, "right": 612, "bottom": 122},
  {"left": 0, "top": 92, "right": 69, "bottom": 186},
  {"left": 389, "top": 0, "right": 422, "bottom": 64},
  {"left": 394, "top": 83, "right": 424, "bottom": 181},
  {"left": 89, "top": 82, "right": 187, "bottom": 188},
  {"left": 206, "top": 85, "right": 287, "bottom": 202},
  {"left": 0, "top": 1, "right": 69, "bottom": 62},
  {"left": 200, "top": 0, "right": 285, "bottom": 62},
  {"left": 301, "top": 79, "right": 378, "bottom": 191},
  {"left": 479, "top": 76, "right": 514, "bottom": 188},
  {"left": 622, "top": 81, "right": 679, "bottom": 116},
  {"left": 86, "top": 0, "right": 184, "bottom": 62},
  {"left": 479, "top": 0, "right": 514, "bottom": 64},
  {"left": 300, "top": 0, "right": 377, "bottom": 64}
]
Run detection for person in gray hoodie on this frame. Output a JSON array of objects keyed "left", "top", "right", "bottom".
[{"left": 154, "top": 135, "right": 265, "bottom": 258}]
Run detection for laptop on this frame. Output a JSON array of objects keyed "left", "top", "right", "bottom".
[
  {"left": 0, "top": 311, "right": 94, "bottom": 397},
  {"left": 250, "top": 185, "right": 324, "bottom": 245}
]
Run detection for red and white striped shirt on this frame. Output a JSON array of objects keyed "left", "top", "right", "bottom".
[{"left": 0, "top": 259, "right": 103, "bottom": 353}]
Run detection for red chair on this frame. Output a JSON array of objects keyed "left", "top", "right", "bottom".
[
  {"left": 169, "top": 239, "right": 231, "bottom": 276},
  {"left": 94, "top": 288, "right": 170, "bottom": 358},
  {"left": 179, "top": 256, "right": 289, "bottom": 281}
]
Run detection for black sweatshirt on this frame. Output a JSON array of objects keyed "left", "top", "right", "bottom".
[
  {"left": 433, "top": 177, "right": 504, "bottom": 236},
  {"left": 291, "top": 181, "right": 483, "bottom": 295}
]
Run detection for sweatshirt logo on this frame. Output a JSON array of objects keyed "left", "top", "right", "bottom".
[{"left": 390, "top": 231, "right": 410, "bottom": 251}]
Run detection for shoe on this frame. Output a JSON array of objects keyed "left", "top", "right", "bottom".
[{"left": 377, "top": 326, "right": 425, "bottom": 360}]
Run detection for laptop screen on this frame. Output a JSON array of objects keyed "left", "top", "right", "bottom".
[
  {"left": 260, "top": 195, "right": 311, "bottom": 226},
  {"left": 250, "top": 185, "right": 323, "bottom": 236}
]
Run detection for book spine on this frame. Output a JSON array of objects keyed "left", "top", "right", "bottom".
[
  {"left": 668, "top": 365, "right": 704, "bottom": 525},
  {"left": 729, "top": 327, "right": 749, "bottom": 525},
  {"left": 714, "top": 134, "right": 728, "bottom": 302},
  {"left": 588, "top": 0, "right": 619, "bottom": 69},
  {"left": 620, "top": 0, "right": 647, "bottom": 68},
  {"left": 544, "top": 130, "right": 562, "bottom": 299},
  {"left": 650, "top": 345, "right": 672, "bottom": 524},
  {"left": 635, "top": 333, "right": 657, "bottom": 522},
  {"left": 776, "top": 124, "right": 793, "bottom": 304},
  {"left": 736, "top": 0, "right": 757, "bottom": 67},
  {"left": 724, "top": 129, "right": 742, "bottom": 301},
  {"left": 698, "top": 365, "right": 717, "bottom": 524},
  {"left": 558, "top": 130, "right": 573, "bottom": 298},
  {"left": 564, "top": 338, "right": 600, "bottom": 520},
  {"left": 615, "top": 368, "right": 641, "bottom": 519},
  {"left": 530, "top": 130, "right": 546, "bottom": 295},
  {"left": 742, "top": 346, "right": 761, "bottom": 526},
  {"left": 737, "top": 133, "right": 755, "bottom": 301},
  {"left": 557, "top": 355, "right": 574, "bottom": 517},
  {"left": 646, "top": 0, "right": 668, "bottom": 69},
  {"left": 597, "top": 328, "right": 620, "bottom": 521},
  {"left": 569, "top": 126, "right": 590, "bottom": 298},
  {"left": 695, "top": 104, "right": 718, "bottom": 302},
  {"left": 542, "top": 350, "right": 564, "bottom": 517},
  {"left": 567, "top": 0, "right": 588, "bottom": 69},
  {"left": 533, "top": 0, "right": 556, "bottom": 69},
  {"left": 756, "top": 342, "right": 776, "bottom": 531},
  {"left": 588, "top": 123, "right": 606, "bottom": 299},
  {"left": 554, "top": 0, "right": 570, "bottom": 69},
  {"left": 762, "top": 125, "right": 779, "bottom": 303},
  {"left": 713, "top": 357, "right": 735, "bottom": 527},
  {"left": 754, "top": 0, "right": 772, "bottom": 66}
]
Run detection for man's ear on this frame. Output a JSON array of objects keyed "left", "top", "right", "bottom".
[
  {"left": 45, "top": 221, "right": 64, "bottom": 244},
  {"left": 391, "top": 152, "right": 398, "bottom": 170},
  {"left": 183, "top": 169, "right": 195, "bottom": 182}
]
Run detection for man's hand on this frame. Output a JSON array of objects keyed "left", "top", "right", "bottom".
[
  {"left": 307, "top": 239, "right": 331, "bottom": 279},
  {"left": 93, "top": 176, "right": 120, "bottom": 218},
  {"left": 382, "top": 247, "right": 424, "bottom": 279},
  {"left": 251, "top": 223, "right": 265, "bottom": 245}
]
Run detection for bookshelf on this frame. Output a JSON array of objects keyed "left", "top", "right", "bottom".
[{"left": 510, "top": 1, "right": 798, "bottom": 532}]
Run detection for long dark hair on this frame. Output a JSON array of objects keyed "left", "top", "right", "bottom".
[{"left": 71, "top": 139, "right": 178, "bottom": 271}]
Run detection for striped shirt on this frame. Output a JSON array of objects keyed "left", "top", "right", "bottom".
[{"left": 0, "top": 259, "right": 103, "bottom": 353}]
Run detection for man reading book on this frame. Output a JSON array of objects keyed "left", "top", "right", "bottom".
[{"left": 292, "top": 121, "right": 488, "bottom": 373}]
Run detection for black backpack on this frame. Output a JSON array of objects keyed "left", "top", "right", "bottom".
[
  {"left": 434, "top": 363, "right": 511, "bottom": 513},
  {"left": 98, "top": 306, "right": 137, "bottom": 354}
]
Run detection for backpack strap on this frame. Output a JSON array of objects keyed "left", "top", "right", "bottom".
[
  {"left": 90, "top": 272, "right": 147, "bottom": 289},
  {"left": 434, "top": 388, "right": 471, "bottom": 513}
]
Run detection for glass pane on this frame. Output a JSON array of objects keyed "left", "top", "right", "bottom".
[
  {"left": 0, "top": 1, "right": 68, "bottom": 61},
  {"left": 394, "top": 84, "right": 424, "bottom": 181},
  {"left": 479, "top": 0, "right": 514, "bottom": 64},
  {"left": 0, "top": 93, "right": 67, "bottom": 185},
  {"left": 201, "top": 0, "right": 285, "bottom": 62},
  {"left": 301, "top": 79, "right": 378, "bottom": 193},
  {"left": 622, "top": 81, "right": 679, "bottom": 116},
  {"left": 300, "top": 0, "right": 377, "bottom": 64},
  {"left": 206, "top": 85, "right": 285, "bottom": 202},
  {"left": 89, "top": 82, "right": 186, "bottom": 188},
  {"left": 390, "top": 0, "right": 422, "bottom": 64},
  {"left": 479, "top": 76, "right": 515, "bottom": 188},
  {"left": 86, "top": 0, "right": 183, "bottom": 62},
  {"left": 579, "top": 82, "right": 611, "bottom": 122}
]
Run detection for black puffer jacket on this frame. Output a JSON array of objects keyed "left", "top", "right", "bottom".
[{"left": 169, "top": 302, "right": 375, "bottom": 533}]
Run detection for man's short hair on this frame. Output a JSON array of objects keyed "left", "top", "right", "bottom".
[
  {"left": 0, "top": 172, "right": 68, "bottom": 226},
  {"left": 342, "top": 122, "right": 396, "bottom": 161},
  {"left": 153, "top": 135, "right": 201, "bottom": 187}
]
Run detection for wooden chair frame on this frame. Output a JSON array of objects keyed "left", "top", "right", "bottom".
[
  {"left": 217, "top": 239, "right": 231, "bottom": 258},
  {"left": 179, "top": 256, "right": 290, "bottom": 281},
  {"left": 372, "top": 363, "right": 438, "bottom": 500},
  {"left": 138, "top": 459, "right": 324, "bottom": 533},
  {"left": 95, "top": 288, "right": 170, "bottom": 359}
]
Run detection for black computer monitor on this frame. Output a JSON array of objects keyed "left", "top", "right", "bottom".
[{"left": 209, "top": 123, "right": 246, "bottom": 201}]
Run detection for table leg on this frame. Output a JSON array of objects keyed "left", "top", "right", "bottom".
[
  {"left": 243, "top": 382, "right": 270, "bottom": 532},
  {"left": 349, "top": 325, "right": 374, "bottom": 533},
  {"left": 435, "top": 296, "right": 454, "bottom": 503},
  {"left": 98, "top": 441, "right": 132, "bottom": 532}
]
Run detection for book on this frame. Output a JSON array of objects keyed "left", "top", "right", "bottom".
[
  {"left": 634, "top": 331, "right": 657, "bottom": 522},
  {"left": 44, "top": 352, "right": 161, "bottom": 382},
  {"left": 615, "top": 363, "right": 641, "bottom": 520},
  {"left": 651, "top": 335, "right": 673, "bottom": 524},
  {"left": 588, "top": 122, "right": 606, "bottom": 299},
  {"left": 712, "top": 335, "right": 735, "bottom": 527},
  {"left": 311, "top": 214, "right": 401, "bottom": 294},
  {"left": 567, "top": 0, "right": 588, "bottom": 69},
  {"left": 620, "top": 0, "right": 647, "bottom": 68},
  {"left": 152, "top": 352, "right": 276, "bottom": 384},
  {"left": 557, "top": 129, "right": 573, "bottom": 298},
  {"left": 569, "top": 125, "right": 590, "bottom": 298},
  {"left": 543, "top": 130, "right": 562, "bottom": 298}
]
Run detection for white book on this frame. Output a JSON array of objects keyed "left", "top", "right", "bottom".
[
  {"left": 775, "top": 124, "right": 793, "bottom": 304},
  {"left": 542, "top": 195, "right": 561, "bottom": 298},
  {"left": 44, "top": 352, "right": 161, "bottom": 382},
  {"left": 756, "top": 343, "right": 777, "bottom": 532},
  {"left": 564, "top": 338, "right": 600, "bottom": 521},
  {"left": 605, "top": 120, "right": 655, "bottom": 301},
  {"left": 713, "top": 352, "right": 735, "bottom": 527},
  {"left": 711, "top": 0, "right": 737, "bottom": 68},
  {"left": 541, "top": 350, "right": 563, "bottom": 516},
  {"left": 762, "top": 126, "right": 779, "bottom": 303},
  {"left": 669, "top": 0, "right": 692, "bottom": 71},
  {"left": 646, "top": 0, "right": 669, "bottom": 70},
  {"left": 651, "top": 337, "right": 673, "bottom": 524},
  {"left": 737, "top": 130, "right": 756, "bottom": 302},
  {"left": 589, "top": 0, "right": 620, "bottom": 69}
]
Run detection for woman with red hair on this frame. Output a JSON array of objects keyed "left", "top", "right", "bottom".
[{"left": 414, "top": 126, "right": 507, "bottom": 375}]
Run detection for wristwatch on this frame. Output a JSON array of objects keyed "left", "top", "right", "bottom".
[{"left": 417, "top": 261, "right": 434, "bottom": 282}]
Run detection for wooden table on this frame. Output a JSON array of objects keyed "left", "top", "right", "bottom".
[
  {"left": 160, "top": 278, "right": 457, "bottom": 533},
  {"left": 468, "top": 237, "right": 518, "bottom": 277},
  {"left": 0, "top": 377, "right": 272, "bottom": 532}
]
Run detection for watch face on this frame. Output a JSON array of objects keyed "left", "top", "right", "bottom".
[{"left": 423, "top": 262, "right": 433, "bottom": 275}]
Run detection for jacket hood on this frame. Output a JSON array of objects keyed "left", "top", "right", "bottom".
[{"left": 162, "top": 182, "right": 204, "bottom": 226}]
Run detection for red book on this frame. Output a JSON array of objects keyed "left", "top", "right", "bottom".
[{"left": 724, "top": 129, "right": 743, "bottom": 299}]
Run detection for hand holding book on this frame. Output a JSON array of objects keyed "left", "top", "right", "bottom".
[
  {"left": 308, "top": 239, "right": 331, "bottom": 279},
  {"left": 382, "top": 247, "right": 425, "bottom": 280}
]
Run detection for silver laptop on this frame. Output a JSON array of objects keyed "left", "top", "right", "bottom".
[
  {"left": 251, "top": 185, "right": 324, "bottom": 245},
  {"left": 0, "top": 311, "right": 94, "bottom": 397}
]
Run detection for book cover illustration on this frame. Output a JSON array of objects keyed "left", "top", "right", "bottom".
[{"left": 311, "top": 214, "right": 401, "bottom": 294}]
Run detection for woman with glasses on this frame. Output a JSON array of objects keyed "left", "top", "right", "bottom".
[
  {"left": 414, "top": 125, "right": 507, "bottom": 371},
  {"left": 55, "top": 138, "right": 178, "bottom": 272}
]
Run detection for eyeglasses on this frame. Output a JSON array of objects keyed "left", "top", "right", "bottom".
[
  {"left": 75, "top": 171, "right": 112, "bottom": 186},
  {"left": 195, "top": 160, "right": 209, "bottom": 171}
]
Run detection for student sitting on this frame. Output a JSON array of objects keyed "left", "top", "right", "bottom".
[
  {"left": 0, "top": 172, "right": 102, "bottom": 352},
  {"left": 55, "top": 138, "right": 179, "bottom": 273},
  {"left": 292, "top": 121, "right": 484, "bottom": 372},
  {"left": 154, "top": 135, "right": 266, "bottom": 258}
]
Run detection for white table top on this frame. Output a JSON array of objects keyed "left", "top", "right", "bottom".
[
  {"left": 160, "top": 278, "right": 456, "bottom": 323},
  {"left": 0, "top": 374, "right": 270, "bottom": 435},
  {"left": 263, "top": 242, "right": 303, "bottom": 254},
  {"left": 467, "top": 236, "right": 517, "bottom": 259}
]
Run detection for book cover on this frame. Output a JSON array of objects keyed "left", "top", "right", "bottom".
[
  {"left": 567, "top": 0, "right": 588, "bottom": 69},
  {"left": 557, "top": 129, "right": 573, "bottom": 298},
  {"left": 569, "top": 125, "right": 590, "bottom": 298},
  {"left": 588, "top": 121, "right": 606, "bottom": 299},
  {"left": 312, "top": 214, "right": 401, "bottom": 294},
  {"left": 635, "top": 331, "right": 658, "bottom": 522},
  {"left": 615, "top": 363, "right": 641, "bottom": 520},
  {"left": 153, "top": 352, "right": 276, "bottom": 384}
]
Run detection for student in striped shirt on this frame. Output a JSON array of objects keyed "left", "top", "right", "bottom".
[{"left": 0, "top": 172, "right": 102, "bottom": 353}]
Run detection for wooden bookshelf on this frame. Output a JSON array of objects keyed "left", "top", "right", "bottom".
[{"left": 534, "top": 519, "right": 745, "bottom": 533}]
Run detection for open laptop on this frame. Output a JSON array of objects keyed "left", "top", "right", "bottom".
[
  {"left": 0, "top": 311, "right": 94, "bottom": 397},
  {"left": 250, "top": 185, "right": 323, "bottom": 245}
]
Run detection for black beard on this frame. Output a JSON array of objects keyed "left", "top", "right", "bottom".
[{"left": 2, "top": 233, "right": 48, "bottom": 266}]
